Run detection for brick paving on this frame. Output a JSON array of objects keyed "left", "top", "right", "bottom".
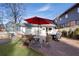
[{"left": 31, "top": 37, "right": 79, "bottom": 56}]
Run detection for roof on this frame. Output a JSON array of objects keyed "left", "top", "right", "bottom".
[{"left": 58, "top": 3, "right": 79, "bottom": 18}]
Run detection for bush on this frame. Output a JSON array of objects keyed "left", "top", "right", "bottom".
[
  {"left": 62, "top": 30, "right": 67, "bottom": 37},
  {"left": 62, "top": 28, "right": 79, "bottom": 39},
  {"left": 73, "top": 28, "right": 79, "bottom": 39},
  {"left": 67, "top": 29, "right": 74, "bottom": 38}
]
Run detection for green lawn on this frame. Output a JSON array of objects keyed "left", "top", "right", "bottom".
[{"left": 0, "top": 39, "right": 43, "bottom": 56}]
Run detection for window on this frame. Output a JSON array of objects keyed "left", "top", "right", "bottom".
[
  {"left": 70, "top": 21, "right": 76, "bottom": 26},
  {"left": 55, "top": 20, "right": 57, "bottom": 22},
  {"left": 77, "top": 21, "right": 79, "bottom": 25},
  {"left": 62, "top": 24, "right": 65, "bottom": 27},
  {"left": 67, "top": 22, "right": 70, "bottom": 27},
  {"left": 64, "top": 24, "right": 66, "bottom": 27},
  {"left": 42, "top": 27, "right": 45, "bottom": 30},
  {"left": 77, "top": 8, "right": 79, "bottom": 13},
  {"left": 65, "top": 14, "right": 68, "bottom": 18},
  {"left": 49, "top": 28, "right": 52, "bottom": 30},
  {"left": 54, "top": 26, "right": 57, "bottom": 29},
  {"left": 60, "top": 18, "right": 62, "bottom": 21}
]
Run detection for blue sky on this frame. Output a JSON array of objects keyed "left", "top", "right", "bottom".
[
  {"left": 0, "top": 3, "right": 75, "bottom": 24},
  {"left": 24, "top": 3, "right": 75, "bottom": 20}
]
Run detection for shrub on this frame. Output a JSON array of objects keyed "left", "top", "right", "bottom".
[
  {"left": 62, "top": 30, "right": 67, "bottom": 37},
  {"left": 73, "top": 28, "right": 79, "bottom": 39},
  {"left": 67, "top": 29, "right": 74, "bottom": 38}
]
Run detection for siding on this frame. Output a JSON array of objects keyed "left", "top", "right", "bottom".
[{"left": 55, "top": 4, "right": 79, "bottom": 28}]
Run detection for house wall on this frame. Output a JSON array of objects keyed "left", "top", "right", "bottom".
[{"left": 55, "top": 4, "right": 79, "bottom": 28}]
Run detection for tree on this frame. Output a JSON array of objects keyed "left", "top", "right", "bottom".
[
  {"left": 3, "top": 3, "right": 25, "bottom": 32},
  {"left": 7, "top": 4, "right": 24, "bottom": 23}
]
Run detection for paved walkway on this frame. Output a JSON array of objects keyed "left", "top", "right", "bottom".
[{"left": 31, "top": 37, "right": 79, "bottom": 56}]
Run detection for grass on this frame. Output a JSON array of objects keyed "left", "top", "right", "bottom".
[{"left": 0, "top": 39, "right": 43, "bottom": 56}]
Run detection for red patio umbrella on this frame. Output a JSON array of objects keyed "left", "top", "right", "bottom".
[
  {"left": 25, "top": 16, "right": 53, "bottom": 41},
  {"left": 25, "top": 16, "right": 53, "bottom": 25}
]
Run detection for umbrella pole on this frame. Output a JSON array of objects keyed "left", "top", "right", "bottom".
[
  {"left": 38, "top": 25, "right": 40, "bottom": 40},
  {"left": 37, "top": 25, "right": 40, "bottom": 40},
  {"left": 46, "top": 27, "right": 48, "bottom": 42}
]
